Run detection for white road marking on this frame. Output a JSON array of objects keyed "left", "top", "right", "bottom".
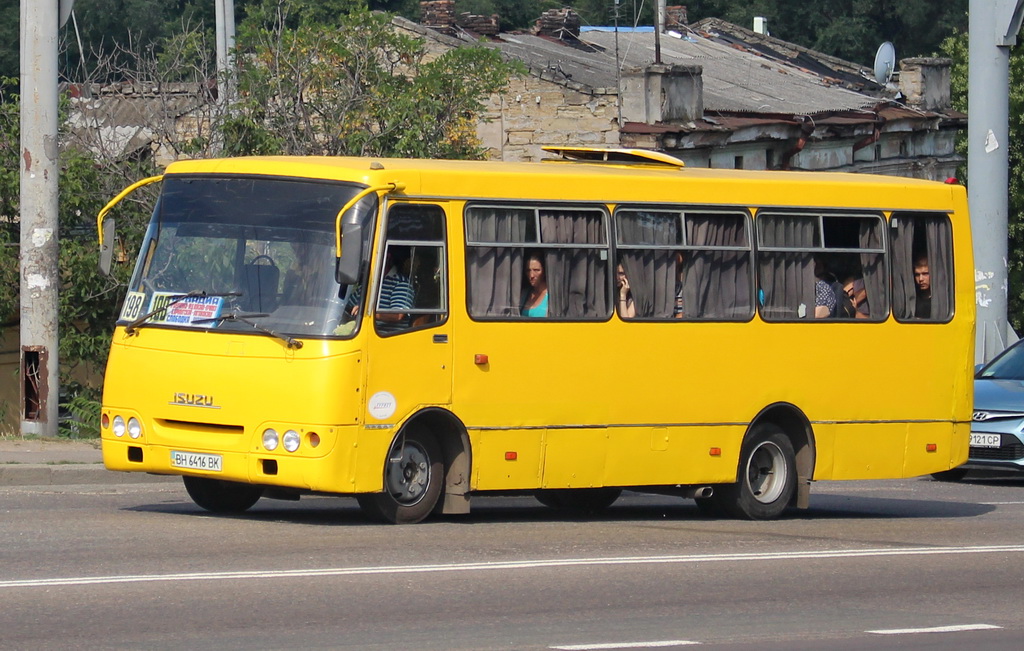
[
  {"left": 551, "top": 641, "right": 699, "bottom": 650},
  {"left": 980, "top": 501, "right": 1024, "bottom": 505},
  {"left": 2, "top": 544, "right": 1023, "bottom": 590},
  {"left": 868, "top": 624, "right": 1003, "bottom": 635}
]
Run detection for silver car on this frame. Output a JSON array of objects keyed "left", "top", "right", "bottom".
[{"left": 933, "top": 338, "right": 1024, "bottom": 481}]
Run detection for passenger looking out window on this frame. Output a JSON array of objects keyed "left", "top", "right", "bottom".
[
  {"left": 616, "top": 264, "right": 636, "bottom": 318},
  {"left": 914, "top": 255, "right": 931, "bottom": 319},
  {"left": 813, "top": 255, "right": 838, "bottom": 318},
  {"left": 842, "top": 275, "right": 870, "bottom": 319},
  {"left": 891, "top": 212, "right": 951, "bottom": 322},
  {"left": 521, "top": 253, "right": 549, "bottom": 317}
]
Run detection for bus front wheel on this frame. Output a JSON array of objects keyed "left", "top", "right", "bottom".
[
  {"left": 716, "top": 424, "right": 796, "bottom": 520},
  {"left": 357, "top": 429, "right": 443, "bottom": 524},
  {"left": 182, "top": 476, "right": 263, "bottom": 513}
]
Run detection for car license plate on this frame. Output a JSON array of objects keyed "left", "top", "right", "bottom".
[
  {"left": 970, "top": 433, "right": 1001, "bottom": 448},
  {"left": 171, "top": 451, "right": 223, "bottom": 472}
]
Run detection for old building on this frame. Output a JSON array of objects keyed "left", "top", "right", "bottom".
[{"left": 405, "top": 5, "right": 963, "bottom": 180}]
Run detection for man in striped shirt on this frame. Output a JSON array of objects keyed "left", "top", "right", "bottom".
[{"left": 375, "top": 249, "right": 415, "bottom": 332}]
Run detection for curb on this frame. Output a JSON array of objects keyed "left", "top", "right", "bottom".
[{"left": 0, "top": 464, "right": 178, "bottom": 487}]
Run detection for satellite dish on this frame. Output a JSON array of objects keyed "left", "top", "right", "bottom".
[
  {"left": 873, "top": 41, "right": 896, "bottom": 85},
  {"left": 58, "top": 0, "right": 75, "bottom": 28}
]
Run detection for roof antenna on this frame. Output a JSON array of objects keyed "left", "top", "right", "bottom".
[{"left": 614, "top": 0, "right": 623, "bottom": 127}]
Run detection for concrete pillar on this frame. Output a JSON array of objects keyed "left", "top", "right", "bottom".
[
  {"left": 969, "top": 0, "right": 1024, "bottom": 363},
  {"left": 19, "top": 0, "right": 61, "bottom": 436}
]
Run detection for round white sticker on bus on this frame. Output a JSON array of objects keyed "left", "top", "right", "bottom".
[{"left": 368, "top": 391, "right": 397, "bottom": 420}]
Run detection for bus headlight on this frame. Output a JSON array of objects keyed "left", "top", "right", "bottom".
[
  {"left": 283, "top": 430, "right": 301, "bottom": 452},
  {"left": 112, "top": 416, "right": 126, "bottom": 437},
  {"left": 262, "top": 429, "right": 279, "bottom": 451},
  {"left": 127, "top": 418, "right": 142, "bottom": 439}
]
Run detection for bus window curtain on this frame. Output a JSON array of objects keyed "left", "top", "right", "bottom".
[
  {"left": 683, "top": 215, "right": 751, "bottom": 319},
  {"left": 466, "top": 208, "right": 528, "bottom": 317},
  {"left": 758, "top": 215, "right": 815, "bottom": 319},
  {"left": 858, "top": 219, "right": 887, "bottom": 319},
  {"left": 539, "top": 210, "right": 609, "bottom": 318},
  {"left": 892, "top": 214, "right": 951, "bottom": 320},
  {"left": 926, "top": 217, "right": 952, "bottom": 319},
  {"left": 617, "top": 214, "right": 675, "bottom": 318},
  {"left": 891, "top": 217, "right": 916, "bottom": 319}
]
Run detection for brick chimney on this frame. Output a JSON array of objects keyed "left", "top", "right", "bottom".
[
  {"left": 899, "top": 58, "right": 952, "bottom": 111},
  {"left": 621, "top": 64, "right": 704, "bottom": 124},
  {"left": 534, "top": 8, "right": 581, "bottom": 40},
  {"left": 456, "top": 12, "right": 500, "bottom": 37},
  {"left": 421, "top": 0, "right": 456, "bottom": 35},
  {"left": 666, "top": 6, "right": 688, "bottom": 29}
]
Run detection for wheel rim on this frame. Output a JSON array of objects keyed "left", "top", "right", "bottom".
[
  {"left": 385, "top": 440, "right": 431, "bottom": 506},
  {"left": 745, "top": 440, "right": 788, "bottom": 504}
]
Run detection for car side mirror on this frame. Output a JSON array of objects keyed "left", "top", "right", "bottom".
[
  {"left": 335, "top": 221, "right": 363, "bottom": 285},
  {"left": 98, "top": 218, "right": 115, "bottom": 276}
]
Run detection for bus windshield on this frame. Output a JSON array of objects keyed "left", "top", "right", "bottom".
[{"left": 121, "top": 175, "right": 373, "bottom": 339}]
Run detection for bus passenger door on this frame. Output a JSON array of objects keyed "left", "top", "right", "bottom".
[{"left": 364, "top": 203, "right": 452, "bottom": 423}]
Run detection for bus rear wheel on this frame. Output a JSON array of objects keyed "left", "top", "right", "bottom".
[
  {"left": 535, "top": 488, "right": 622, "bottom": 513},
  {"left": 716, "top": 424, "right": 796, "bottom": 520},
  {"left": 182, "top": 476, "right": 263, "bottom": 513},
  {"left": 357, "top": 429, "right": 443, "bottom": 524}
]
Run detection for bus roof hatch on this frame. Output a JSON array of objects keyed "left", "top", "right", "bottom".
[{"left": 541, "top": 146, "right": 685, "bottom": 169}]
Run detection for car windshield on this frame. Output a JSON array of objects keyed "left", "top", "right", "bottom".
[
  {"left": 977, "top": 341, "right": 1024, "bottom": 380},
  {"left": 119, "top": 175, "right": 373, "bottom": 339}
]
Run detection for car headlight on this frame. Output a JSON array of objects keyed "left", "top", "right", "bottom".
[
  {"left": 283, "top": 430, "right": 300, "bottom": 453},
  {"left": 112, "top": 415, "right": 126, "bottom": 437},
  {"left": 262, "top": 428, "right": 279, "bottom": 451},
  {"left": 127, "top": 417, "right": 142, "bottom": 439}
]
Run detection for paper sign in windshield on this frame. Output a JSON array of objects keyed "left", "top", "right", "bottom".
[
  {"left": 149, "top": 292, "right": 224, "bottom": 327},
  {"left": 119, "top": 291, "right": 147, "bottom": 321}
]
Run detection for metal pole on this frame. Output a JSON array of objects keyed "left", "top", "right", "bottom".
[
  {"left": 215, "top": 0, "right": 235, "bottom": 105},
  {"left": 19, "top": 0, "right": 61, "bottom": 436},
  {"left": 969, "top": 0, "right": 1024, "bottom": 363}
]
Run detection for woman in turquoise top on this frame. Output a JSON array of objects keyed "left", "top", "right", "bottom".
[{"left": 521, "top": 253, "right": 549, "bottom": 317}]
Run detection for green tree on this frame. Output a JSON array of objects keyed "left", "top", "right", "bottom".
[
  {"left": 0, "top": 79, "right": 155, "bottom": 421},
  {"left": 225, "top": 7, "right": 522, "bottom": 158},
  {"left": 685, "top": 0, "right": 968, "bottom": 63}
]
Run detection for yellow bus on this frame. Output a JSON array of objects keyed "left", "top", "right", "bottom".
[{"left": 97, "top": 148, "right": 974, "bottom": 523}]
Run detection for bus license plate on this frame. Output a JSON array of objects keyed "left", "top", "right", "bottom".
[
  {"left": 970, "top": 433, "right": 1001, "bottom": 448},
  {"left": 171, "top": 451, "right": 223, "bottom": 472}
]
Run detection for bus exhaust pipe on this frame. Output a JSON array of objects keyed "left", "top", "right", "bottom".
[{"left": 680, "top": 486, "right": 714, "bottom": 499}]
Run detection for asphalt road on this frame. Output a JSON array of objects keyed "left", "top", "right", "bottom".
[{"left": 2, "top": 475, "right": 1023, "bottom": 650}]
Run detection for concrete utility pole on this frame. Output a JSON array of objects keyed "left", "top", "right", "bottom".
[
  {"left": 215, "top": 0, "right": 236, "bottom": 106},
  {"left": 19, "top": 0, "right": 61, "bottom": 436},
  {"left": 970, "top": 0, "right": 1024, "bottom": 363}
]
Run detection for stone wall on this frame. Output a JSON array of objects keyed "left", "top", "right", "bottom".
[
  {"left": 479, "top": 79, "right": 619, "bottom": 161},
  {"left": 397, "top": 16, "right": 620, "bottom": 162}
]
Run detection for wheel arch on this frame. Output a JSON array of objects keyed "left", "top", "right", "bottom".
[
  {"left": 746, "top": 402, "right": 816, "bottom": 509},
  {"left": 397, "top": 407, "right": 472, "bottom": 515}
]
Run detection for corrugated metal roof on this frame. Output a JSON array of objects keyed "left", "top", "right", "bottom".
[{"left": 484, "top": 29, "right": 879, "bottom": 115}]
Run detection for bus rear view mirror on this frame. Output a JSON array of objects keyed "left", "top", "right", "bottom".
[
  {"left": 98, "top": 218, "right": 115, "bottom": 277},
  {"left": 336, "top": 221, "right": 363, "bottom": 285}
]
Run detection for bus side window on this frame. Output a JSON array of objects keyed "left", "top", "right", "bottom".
[
  {"left": 757, "top": 212, "right": 887, "bottom": 321},
  {"left": 466, "top": 204, "right": 609, "bottom": 320},
  {"left": 678, "top": 211, "right": 753, "bottom": 320},
  {"left": 615, "top": 208, "right": 752, "bottom": 320},
  {"left": 891, "top": 212, "right": 953, "bottom": 322},
  {"left": 375, "top": 204, "right": 447, "bottom": 335}
]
